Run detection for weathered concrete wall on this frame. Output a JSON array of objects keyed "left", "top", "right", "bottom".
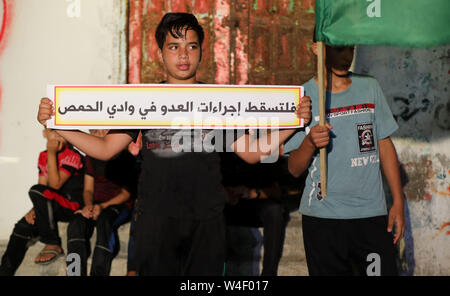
[
  {"left": 355, "top": 45, "right": 450, "bottom": 275},
  {"left": 0, "top": 0, "right": 127, "bottom": 239}
]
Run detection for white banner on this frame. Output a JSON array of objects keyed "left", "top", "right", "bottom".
[{"left": 47, "top": 84, "right": 304, "bottom": 129}]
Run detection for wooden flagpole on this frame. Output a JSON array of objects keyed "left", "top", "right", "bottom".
[{"left": 317, "top": 41, "right": 327, "bottom": 197}]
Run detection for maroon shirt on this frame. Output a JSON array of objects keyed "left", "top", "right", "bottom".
[{"left": 85, "top": 150, "right": 137, "bottom": 210}]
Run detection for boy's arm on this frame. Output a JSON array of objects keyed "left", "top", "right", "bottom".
[
  {"left": 74, "top": 174, "right": 95, "bottom": 218},
  {"left": 233, "top": 96, "right": 312, "bottom": 164},
  {"left": 37, "top": 97, "right": 133, "bottom": 160},
  {"left": 232, "top": 129, "right": 296, "bottom": 164},
  {"left": 38, "top": 175, "right": 48, "bottom": 186},
  {"left": 100, "top": 188, "right": 131, "bottom": 209},
  {"left": 288, "top": 124, "right": 332, "bottom": 178},
  {"left": 378, "top": 137, "right": 405, "bottom": 244},
  {"left": 92, "top": 188, "right": 130, "bottom": 220},
  {"left": 248, "top": 182, "right": 281, "bottom": 200},
  {"left": 57, "top": 130, "right": 133, "bottom": 161},
  {"left": 46, "top": 144, "right": 71, "bottom": 190},
  {"left": 82, "top": 174, "right": 95, "bottom": 207},
  {"left": 288, "top": 133, "right": 316, "bottom": 178}
]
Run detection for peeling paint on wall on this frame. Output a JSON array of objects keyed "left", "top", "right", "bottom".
[
  {"left": 439, "top": 222, "right": 450, "bottom": 236},
  {"left": 128, "top": 0, "right": 143, "bottom": 84},
  {"left": 214, "top": 0, "right": 230, "bottom": 84},
  {"left": 399, "top": 148, "right": 450, "bottom": 201},
  {"left": 235, "top": 28, "right": 248, "bottom": 84},
  {"left": 356, "top": 45, "right": 450, "bottom": 275}
]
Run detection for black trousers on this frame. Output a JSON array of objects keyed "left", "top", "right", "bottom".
[
  {"left": 302, "top": 215, "right": 398, "bottom": 276},
  {"left": 224, "top": 199, "right": 287, "bottom": 276},
  {"left": 0, "top": 184, "right": 79, "bottom": 275},
  {"left": 67, "top": 205, "right": 125, "bottom": 276},
  {"left": 133, "top": 212, "right": 226, "bottom": 276},
  {"left": 127, "top": 207, "right": 137, "bottom": 272},
  {"left": 28, "top": 184, "right": 79, "bottom": 246},
  {"left": 0, "top": 217, "right": 39, "bottom": 276}
]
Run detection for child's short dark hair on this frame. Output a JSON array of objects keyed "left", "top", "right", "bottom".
[{"left": 155, "top": 13, "right": 205, "bottom": 50}]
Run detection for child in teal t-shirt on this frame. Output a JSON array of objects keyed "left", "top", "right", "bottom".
[{"left": 285, "top": 43, "right": 405, "bottom": 276}]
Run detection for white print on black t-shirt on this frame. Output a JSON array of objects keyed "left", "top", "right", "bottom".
[
  {"left": 357, "top": 123, "right": 376, "bottom": 153},
  {"left": 351, "top": 154, "right": 379, "bottom": 167}
]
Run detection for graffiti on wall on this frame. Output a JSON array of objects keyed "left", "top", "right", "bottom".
[
  {"left": 0, "top": 0, "right": 9, "bottom": 53},
  {"left": 392, "top": 96, "right": 430, "bottom": 122},
  {"left": 0, "top": 0, "right": 13, "bottom": 149},
  {"left": 434, "top": 101, "right": 450, "bottom": 131},
  {"left": 0, "top": 0, "right": 7, "bottom": 109},
  {"left": 439, "top": 222, "right": 450, "bottom": 236},
  {"left": 393, "top": 95, "right": 450, "bottom": 133},
  {"left": 1, "top": 0, "right": 13, "bottom": 103},
  {"left": 357, "top": 47, "right": 450, "bottom": 142}
]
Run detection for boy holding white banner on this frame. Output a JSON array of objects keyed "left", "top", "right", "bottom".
[{"left": 38, "top": 13, "right": 311, "bottom": 276}]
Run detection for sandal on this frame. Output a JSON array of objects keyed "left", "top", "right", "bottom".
[{"left": 35, "top": 248, "right": 64, "bottom": 265}]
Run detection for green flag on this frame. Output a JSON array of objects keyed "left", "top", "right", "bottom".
[{"left": 315, "top": 0, "right": 450, "bottom": 47}]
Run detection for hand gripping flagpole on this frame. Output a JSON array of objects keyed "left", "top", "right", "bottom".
[{"left": 317, "top": 41, "right": 327, "bottom": 197}]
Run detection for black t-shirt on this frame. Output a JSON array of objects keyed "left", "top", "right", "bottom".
[
  {"left": 124, "top": 129, "right": 229, "bottom": 220},
  {"left": 220, "top": 151, "right": 281, "bottom": 189}
]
